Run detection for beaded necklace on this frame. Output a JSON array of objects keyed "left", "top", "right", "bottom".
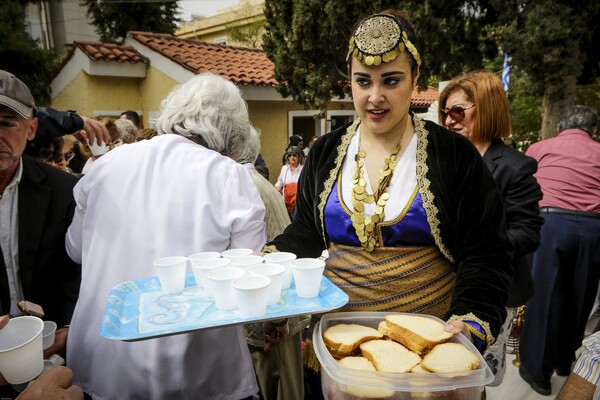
[{"left": 350, "top": 127, "right": 407, "bottom": 252}]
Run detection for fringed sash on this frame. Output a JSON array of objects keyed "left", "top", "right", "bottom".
[{"left": 325, "top": 243, "right": 455, "bottom": 318}]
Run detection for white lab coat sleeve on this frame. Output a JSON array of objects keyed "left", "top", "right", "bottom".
[
  {"left": 65, "top": 178, "right": 87, "bottom": 264},
  {"left": 223, "top": 165, "right": 267, "bottom": 251}
]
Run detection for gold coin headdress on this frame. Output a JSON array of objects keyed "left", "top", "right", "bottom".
[{"left": 346, "top": 13, "right": 421, "bottom": 67}]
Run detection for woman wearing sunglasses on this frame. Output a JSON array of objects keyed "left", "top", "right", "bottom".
[
  {"left": 275, "top": 146, "right": 304, "bottom": 216},
  {"left": 264, "top": 9, "right": 512, "bottom": 362},
  {"left": 439, "top": 70, "right": 543, "bottom": 386}
]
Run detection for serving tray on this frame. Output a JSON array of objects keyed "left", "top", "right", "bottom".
[{"left": 100, "top": 272, "right": 349, "bottom": 341}]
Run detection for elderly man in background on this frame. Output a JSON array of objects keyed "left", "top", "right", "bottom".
[
  {"left": 65, "top": 73, "right": 287, "bottom": 400},
  {"left": 519, "top": 105, "right": 600, "bottom": 395},
  {"left": 0, "top": 69, "right": 82, "bottom": 398}
]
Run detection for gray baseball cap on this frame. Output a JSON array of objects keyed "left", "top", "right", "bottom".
[{"left": 0, "top": 70, "right": 36, "bottom": 119}]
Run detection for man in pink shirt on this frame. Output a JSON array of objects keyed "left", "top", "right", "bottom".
[{"left": 519, "top": 105, "right": 600, "bottom": 396}]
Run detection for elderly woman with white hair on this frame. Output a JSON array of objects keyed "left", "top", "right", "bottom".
[{"left": 65, "top": 73, "right": 287, "bottom": 400}]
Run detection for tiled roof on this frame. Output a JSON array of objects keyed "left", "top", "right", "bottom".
[
  {"left": 128, "top": 31, "right": 277, "bottom": 87},
  {"left": 54, "top": 32, "right": 438, "bottom": 107},
  {"left": 73, "top": 41, "right": 147, "bottom": 64},
  {"left": 412, "top": 86, "right": 439, "bottom": 108}
]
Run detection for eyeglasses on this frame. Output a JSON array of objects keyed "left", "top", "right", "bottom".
[
  {"left": 441, "top": 104, "right": 476, "bottom": 122},
  {"left": 287, "top": 154, "right": 299, "bottom": 158},
  {"left": 51, "top": 151, "right": 75, "bottom": 163}
]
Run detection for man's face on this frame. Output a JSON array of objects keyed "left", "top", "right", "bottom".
[{"left": 0, "top": 106, "right": 37, "bottom": 175}]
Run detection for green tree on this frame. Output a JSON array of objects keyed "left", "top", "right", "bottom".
[
  {"left": 489, "top": 0, "right": 600, "bottom": 139},
  {"left": 83, "top": 0, "right": 182, "bottom": 43},
  {"left": 263, "top": 0, "right": 600, "bottom": 142},
  {"left": 0, "top": 1, "right": 57, "bottom": 105},
  {"left": 262, "top": 0, "right": 496, "bottom": 110}
]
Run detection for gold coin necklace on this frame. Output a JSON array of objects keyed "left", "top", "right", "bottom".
[{"left": 351, "top": 130, "right": 405, "bottom": 252}]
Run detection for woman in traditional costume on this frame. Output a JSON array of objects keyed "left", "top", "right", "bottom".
[{"left": 264, "top": 10, "right": 512, "bottom": 353}]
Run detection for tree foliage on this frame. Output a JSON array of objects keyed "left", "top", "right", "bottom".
[
  {"left": 488, "top": 0, "right": 600, "bottom": 138},
  {"left": 263, "top": 0, "right": 600, "bottom": 140},
  {"left": 0, "top": 1, "right": 57, "bottom": 105},
  {"left": 262, "top": 0, "right": 496, "bottom": 110},
  {"left": 83, "top": 0, "right": 182, "bottom": 43}
]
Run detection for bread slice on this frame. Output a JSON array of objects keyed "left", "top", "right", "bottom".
[
  {"left": 323, "top": 324, "right": 383, "bottom": 359},
  {"left": 338, "top": 356, "right": 377, "bottom": 371},
  {"left": 337, "top": 357, "right": 394, "bottom": 399},
  {"left": 384, "top": 314, "right": 453, "bottom": 354},
  {"left": 410, "top": 363, "right": 431, "bottom": 373},
  {"left": 421, "top": 342, "right": 480, "bottom": 373},
  {"left": 359, "top": 339, "right": 421, "bottom": 373}
]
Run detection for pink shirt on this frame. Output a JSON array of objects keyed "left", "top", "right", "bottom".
[{"left": 525, "top": 129, "right": 600, "bottom": 212}]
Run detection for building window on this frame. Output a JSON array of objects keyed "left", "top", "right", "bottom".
[
  {"left": 327, "top": 110, "right": 357, "bottom": 132},
  {"left": 288, "top": 110, "right": 326, "bottom": 147}
]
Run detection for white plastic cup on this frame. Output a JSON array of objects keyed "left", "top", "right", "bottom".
[
  {"left": 229, "top": 255, "right": 264, "bottom": 276},
  {"left": 290, "top": 258, "right": 326, "bottom": 298},
  {"left": 188, "top": 252, "right": 223, "bottom": 288},
  {"left": 206, "top": 267, "right": 245, "bottom": 311},
  {"left": 0, "top": 316, "right": 44, "bottom": 384},
  {"left": 86, "top": 138, "right": 108, "bottom": 156},
  {"left": 153, "top": 256, "right": 188, "bottom": 293},
  {"left": 221, "top": 248, "right": 254, "bottom": 258},
  {"left": 42, "top": 321, "right": 57, "bottom": 350},
  {"left": 263, "top": 252, "right": 297, "bottom": 289},
  {"left": 249, "top": 263, "right": 286, "bottom": 305},
  {"left": 232, "top": 275, "right": 272, "bottom": 318},
  {"left": 190, "top": 257, "right": 231, "bottom": 295}
]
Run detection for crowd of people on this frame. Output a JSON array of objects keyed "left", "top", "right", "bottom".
[{"left": 0, "top": 7, "right": 598, "bottom": 400}]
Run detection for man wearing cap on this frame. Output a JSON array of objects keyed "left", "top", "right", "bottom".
[{"left": 0, "top": 70, "right": 81, "bottom": 395}]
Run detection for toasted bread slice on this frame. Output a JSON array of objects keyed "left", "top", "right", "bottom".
[
  {"left": 421, "top": 342, "right": 480, "bottom": 373},
  {"left": 324, "top": 324, "right": 383, "bottom": 359},
  {"left": 359, "top": 339, "right": 421, "bottom": 373},
  {"left": 384, "top": 315, "right": 453, "bottom": 354},
  {"left": 337, "top": 357, "right": 394, "bottom": 399}
]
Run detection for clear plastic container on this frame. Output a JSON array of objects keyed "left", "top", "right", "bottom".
[{"left": 313, "top": 311, "right": 494, "bottom": 400}]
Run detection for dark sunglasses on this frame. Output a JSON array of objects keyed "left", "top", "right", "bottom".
[
  {"left": 50, "top": 151, "right": 75, "bottom": 163},
  {"left": 441, "top": 104, "right": 476, "bottom": 122},
  {"left": 287, "top": 153, "right": 299, "bottom": 158}
]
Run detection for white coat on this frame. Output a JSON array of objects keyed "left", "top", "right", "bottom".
[{"left": 66, "top": 134, "right": 266, "bottom": 400}]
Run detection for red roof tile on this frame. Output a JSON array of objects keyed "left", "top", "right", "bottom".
[
  {"left": 129, "top": 31, "right": 277, "bottom": 87},
  {"left": 73, "top": 41, "right": 147, "bottom": 64},
  {"left": 52, "top": 32, "right": 437, "bottom": 108},
  {"left": 412, "top": 86, "right": 439, "bottom": 108}
]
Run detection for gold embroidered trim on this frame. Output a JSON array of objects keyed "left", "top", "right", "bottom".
[
  {"left": 318, "top": 119, "right": 360, "bottom": 246},
  {"left": 447, "top": 312, "right": 495, "bottom": 350},
  {"left": 413, "top": 115, "right": 454, "bottom": 263},
  {"left": 375, "top": 186, "right": 418, "bottom": 245},
  {"left": 261, "top": 244, "right": 278, "bottom": 254}
]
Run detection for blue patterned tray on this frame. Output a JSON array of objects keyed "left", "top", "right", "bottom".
[{"left": 100, "top": 272, "right": 349, "bottom": 341}]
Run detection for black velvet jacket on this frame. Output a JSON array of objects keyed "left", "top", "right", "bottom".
[{"left": 268, "top": 116, "right": 512, "bottom": 343}]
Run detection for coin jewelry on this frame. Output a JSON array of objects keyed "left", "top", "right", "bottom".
[{"left": 351, "top": 133, "right": 405, "bottom": 252}]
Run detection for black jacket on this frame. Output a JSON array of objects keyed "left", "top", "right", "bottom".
[
  {"left": 483, "top": 139, "right": 543, "bottom": 307},
  {"left": 0, "top": 155, "right": 81, "bottom": 326}
]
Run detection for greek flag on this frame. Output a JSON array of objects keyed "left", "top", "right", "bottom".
[{"left": 502, "top": 53, "right": 510, "bottom": 92}]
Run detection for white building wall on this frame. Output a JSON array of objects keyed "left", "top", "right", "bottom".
[{"left": 25, "top": 0, "right": 99, "bottom": 55}]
